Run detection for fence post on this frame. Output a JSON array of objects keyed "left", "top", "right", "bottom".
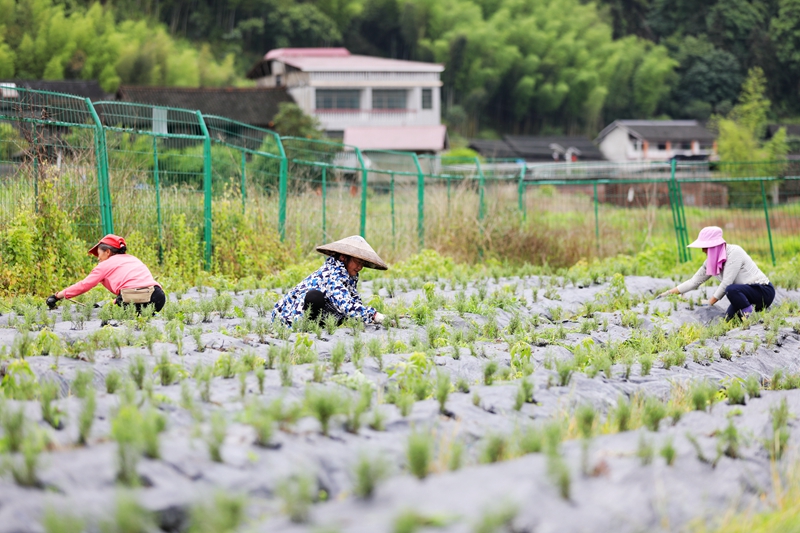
[
  {"left": 355, "top": 147, "right": 368, "bottom": 238},
  {"left": 669, "top": 159, "right": 690, "bottom": 263},
  {"left": 475, "top": 157, "right": 486, "bottom": 221},
  {"left": 760, "top": 179, "right": 777, "bottom": 266},
  {"left": 85, "top": 98, "right": 113, "bottom": 234},
  {"left": 240, "top": 150, "right": 247, "bottom": 214},
  {"left": 321, "top": 165, "right": 327, "bottom": 243},
  {"left": 518, "top": 161, "right": 526, "bottom": 221},
  {"left": 277, "top": 138, "right": 288, "bottom": 241},
  {"left": 153, "top": 137, "right": 164, "bottom": 264},
  {"left": 593, "top": 181, "right": 600, "bottom": 255},
  {"left": 412, "top": 153, "right": 424, "bottom": 250},
  {"left": 196, "top": 111, "right": 213, "bottom": 271}
]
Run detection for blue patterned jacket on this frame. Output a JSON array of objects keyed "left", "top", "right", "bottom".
[{"left": 271, "top": 256, "right": 377, "bottom": 326}]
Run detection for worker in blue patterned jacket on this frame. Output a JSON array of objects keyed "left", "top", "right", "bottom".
[{"left": 272, "top": 235, "right": 389, "bottom": 327}]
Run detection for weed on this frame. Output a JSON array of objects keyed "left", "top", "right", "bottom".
[
  {"left": 305, "top": 387, "right": 345, "bottom": 436},
  {"left": 660, "top": 437, "right": 677, "bottom": 466},
  {"left": 407, "top": 431, "right": 432, "bottom": 479},
  {"left": 353, "top": 453, "right": 390, "bottom": 499},
  {"left": 207, "top": 411, "right": 227, "bottom": 462},
  {"left": 277, "top": 473, "right": 315, "bottom": 523}
]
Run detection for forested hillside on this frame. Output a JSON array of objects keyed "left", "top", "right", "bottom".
[{"left": 1, "top": 0, "right": 798, "bottom": 136}]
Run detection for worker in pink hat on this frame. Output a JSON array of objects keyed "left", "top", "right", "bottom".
[
  {"left": 47, "top": 234, "right": 165, "bottom": 312},
  {"left": 660, "top": 226, "right": 774, "bottom": 320}
]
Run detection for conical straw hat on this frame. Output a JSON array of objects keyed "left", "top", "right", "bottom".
[{"left": 316, "top": 235, "right": 388, "bottom": 270}]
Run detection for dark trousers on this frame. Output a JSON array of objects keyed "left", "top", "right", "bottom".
[
  {"left": 115, "top": 286, "right": 166, "bottom": 313},
  {"left": 726, "top": 283, "right": 775, "bottom": 320},
  {"left": 303, "top": 289, "right": 346, "bottom": 324}
]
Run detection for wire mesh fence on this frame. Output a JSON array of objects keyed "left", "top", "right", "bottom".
[{"left": 2, "top": 86, "right": 800, "bottom": 271}]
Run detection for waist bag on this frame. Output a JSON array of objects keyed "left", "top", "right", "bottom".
[{"left": 119, "top": 286, "right": 155, "bottom": 304}]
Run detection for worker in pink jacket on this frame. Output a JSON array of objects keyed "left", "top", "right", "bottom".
[{"left": 47, "top": 234, "right": 165, "bottom": 312}]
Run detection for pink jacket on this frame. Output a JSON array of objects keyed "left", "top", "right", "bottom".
[{"left": 63, "top": 254, "right": 160, "bottom": 299}]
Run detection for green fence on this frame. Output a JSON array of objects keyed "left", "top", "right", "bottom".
[{"left": 2, "top": 86, "right": 800, "bottom": 270}]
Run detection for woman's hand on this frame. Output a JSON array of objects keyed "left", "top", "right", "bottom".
[
  {"left": 658, "top": 288, "right": 680, "bottom": 298},
  {"left": 708, "top": 296, "right": 718, "bottom": 306}
]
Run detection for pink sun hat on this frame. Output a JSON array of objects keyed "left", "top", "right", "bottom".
[{"left": 687, "top": 226, "right": 726, "bottom": 248}]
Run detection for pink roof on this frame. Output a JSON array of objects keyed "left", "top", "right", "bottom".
[
  {"left": 344, "top": 126, "right": 447, "bottom": 152},
  {"left": 265, "top": 48, "right": 350, "bottom": 60},
  {"left": 264, "top": 48, "right": 443, "bottom": 73}
]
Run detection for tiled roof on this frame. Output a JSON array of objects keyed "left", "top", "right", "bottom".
[
  {"left": 116, "top": 86, "right": 293, "bottom": 127},
  {"left": 0, "top": 79, "right": 110, "bottom": 100},
  {"left": 469, "top": 135, "right": 605, "bottom": 161},
  {"left": 344, "top": 125, "right": 447, "bottom": 152},
  {"left": 596, "top": 120, "right": 716, "bottom": 143}
]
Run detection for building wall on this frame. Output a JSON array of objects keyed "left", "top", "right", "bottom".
[{"left": 598, "top": 128, "right": 630, "bottom": 162}]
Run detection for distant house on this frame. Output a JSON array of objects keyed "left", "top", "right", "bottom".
[
  {"left": 116, "top": 86, "right": 293, "bottom": 130},
  {"left": 469, "top": 135, "right": 605, "bottom": 162},
  {"left": 595, "top": 120, "right": 716, "bottom": 162},
  {"left": 247, "top": 48, "right": 446, "bottom": 152}
]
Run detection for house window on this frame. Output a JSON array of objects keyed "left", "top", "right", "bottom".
[
  {"left": 316, "top": 90, "right": 360, "bottom": 110},
  {"left": 373, "top": 89, "right": 406, "bottom": 109},
  {"left": 275, "top": 75, "right": 282, "bottom": 87},
  {"left": 657, "top": 143, "right": 667, "bottom": 150},
  {"left": 421, "top": 89, "right": 432, "bottom": 109}
]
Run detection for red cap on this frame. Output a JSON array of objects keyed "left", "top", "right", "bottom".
[{"left": 88, "top": 234, "right": 126, "bottom": 256}]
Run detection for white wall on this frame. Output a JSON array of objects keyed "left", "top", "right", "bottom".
[{"left": 598, "top": 127, "right": 631, "bottom": 162}]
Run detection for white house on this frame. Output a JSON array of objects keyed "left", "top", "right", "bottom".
[
  {"left": 595, "top": 120, "right": 717, "bottom": 162},
  {"left": 247, "top": 48, "right": 446, "bottom": 152}
]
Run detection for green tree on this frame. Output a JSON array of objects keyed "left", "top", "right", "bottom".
[{"left": 272, "top": 102, "right": 323, "bottom": 139}]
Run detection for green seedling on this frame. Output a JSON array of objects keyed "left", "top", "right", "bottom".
[
  {"left": 190, "top": 326, "right": 205, "bottom": 352},
  {"left": 8, "top": 426, "right": 45, "bottom": 487},
  {"left": 481, "top": 434, "right": 510, "bottom": 464},
  {"left": 304, "top": 387, "right": 345, "bottom": 436},
  {"left": 323, "top": 313, "right": 339, "bottom": 336},
  {"left": 344, "top": 386, "right": 372, "bottom": 434},
  {"left": 187, "top": 492, "right": 246, "bottom": 533},
  {"left": 129, "top": 355, "right": 147, "bottom": 390},
  {"left": 612, "top": 396, "right": 632, "bottom": 433},
  {"left": 100, "top": 494, "right": 156, "bottom": 533},
  {"left": 77, "top": 389, "right": 96, "bottom": 445},
  {"left": 112, "top": 404, "right": 144, "bottom": 486},
  {"left": 397, "top": 391, "right": 415, "bottom": 417},
  {"left": 639, "top": 352, "right": 654, "bottom": 376},
  {"left": 331, "top": 342, "right": 347, "bottom": 374},
  {"left": 353, "top": 453, "right": 390, "bottom": 499},
  {"left": 483, "top": 361, "right": 498, "bottom": 386},
  {"left": 195, "top": 364, "right": 212, "bottom": 402},
  {"left": 254, "top": 366, "right": 265, "bottom": 395},
  {"left": 745, "top": 375, "right": 761, "bottom": 398},
  {"left": 642, "top": 397, "right": 667, "bottom": 431},
  {"left": 435, "top": 371, "right": 451, "bottom": 415},
  {"left": 690, "top": 380, "right": 717, "bottom": 411},
  {"left": 407, "top": 430, "right": 433, "bottom": 480},
  {"left": 43, "top": 507, "right": 84, "bottom": 533},
  {"left": 718, "top": 420, "right": 740, "bottom": 459},
  {"left": 660, "top": 437, "right": 677, "bottom": 466},
  {"left": 71, "top": 369, "right": 94, "bottom": 399},
  {"left": 726, "top": 380, "right": 746, "bottom": 405},
  {"left": 214, "top": 353, "right": 236, "bottom": 379},
  {"left": 277, "top": 474, "right": 315, "bottom": 524},
  {"left": 154, "top": 352, "right": 186, "bottom": 386},
  {"left": 637, "top": 433, "right": 654, "bottom": 465},
  {"left": 142, "top": 408, "right": 166, "bottom": 459},
  {"left": 207, "top": 411, "right": 227, "bottom": 462},
  {"left": 244, "top": 402, "right": 274, "bottom": 447},
  {"left": 105, "top": 369, "right": 122, "bottom": 394},
  {"left": 279, "top": 354, "right": 293, "bottom": 387},
  {"left": 39, "top": 380, "right": 63, "bottom": 429},
  {"left": 473, "top": 504, "right": 519, "bottom": 533}
]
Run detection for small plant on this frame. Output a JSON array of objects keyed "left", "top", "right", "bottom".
[
  {"left": 637, "top": 433, "right": 654, "bottom": 465},
  {"left": 660, "top": 437, "right": 677, "bottom": 466},
  {"left": 8, "top": 426, "right": 45, "bottom": 487},
  {"left": 154, "top": 352, "right": 186, "bottom": 386},
  {"left": 745, "top": 375, "right": 761, "bottom": 398},
  {"left": 456, "top": 376, "right": 470, "bottom": 394},
  {"left": 129, "top": 355, "right": 147, "bottom": 390},
  {"left": 277, "top": 474, "right": 315, "bottom": 524},
  {"left": 323, "top": 313, "right": 339, "bottom": 336},
  {"left": 71, "top": 369, "right": 94, "bottom": 399},
  {"left": 142, "top": 408, "right": 166, "bottom": 459},
  {"left": 483, "top": 361, "right": 498, "bottom": 386},
  {"left": 480, "top": 434, "right": 510, "bottom": 464},
  {"left": 330, "top": 341, "right": 347, "bottom": 374},
  {"left": 435, "top": 371, "right": 451, "bottom": 415},
  {"left": 718, "top": 344, "right": 732, "bottom": 360},
  {"left": 726, "top": 380, "right": 746, "bottom": 405},
  {"left": 187, "top": 493, "right": 246, "bottom": 533},
  {"left": 545, "top": 445, "right": 570, "bottom": 499},
  {"left": 254, "top": 366, "right": 266, "bottom": 395},
  {"left": 352, "top": 453, "right": 390, "bottom": 499},
  {"left": 42, "top": 507, "right": 84, "bottom": 533},
  {"left": 206, "top": 410, "right": 227, "bottom": 462},
  {"left": 397, "top": 391, "right": 415, "bottom": 417},
  {"left": 639, "top": 352, "right": 655, "bottom": 376},
  {"left": 77, "top": 389, "right": 96, "bottom": 445},
  {"left": 112, "top": 404, "right": 144, "bottom": 486},
  {"left": 214, "top": 353, "right": 236, "bottom": 379},
  {"left": 642, "top": 397, "right": 666, "bottom": 431},
  {"left": 407, "top": 430, "right": 432, "bottom": 480},
  {"left": 690, "top": 380, "right": 717, "bottom": 412},
  {"left": 39, "top": 380, "right": 63, "bottom": 429},
  {"left": 767, "top": 398, "right": 791, "bottom": 460},
  {"left": 195, "top": 364, "right": 212, "bottom": 402},
  {"left": 304, "top": 387, "right": 344, "bottom": 436},
  {"left": 612, "top": 396, "right": 632, "bottom": 433},
  {"left": 718, "top": 420, "right": 740, "bottom": 459},
  {"left": 244, "top": 403, "right": 274, "bottom": 447},
  {"left": 190, "top": 326, "right": 205, "bottom": 352},
  {"left": 555, "top": 358, "right": 574, "bottom": 386},
  {"left": 105, "top": 369, "right": 122, "bottom": 394}
]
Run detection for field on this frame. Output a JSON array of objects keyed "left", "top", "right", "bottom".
[{"left": 1, "top": 268, "right": 800, "bottom": 532}]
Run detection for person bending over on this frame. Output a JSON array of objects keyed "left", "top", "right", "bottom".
[
  {"left": 47, "top": 234, "right": 165, "bottom": 313},
  {"left": 272, "top": 235, "right": 388, "bottom": 327},
  {"left": 660, "top": 226, "right": 774, "bottom": 320}
]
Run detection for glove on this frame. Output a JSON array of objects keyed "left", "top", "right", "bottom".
[
  {"left": 374, "top": 312, "right": 385, "bottom": 324},
  {"left": 46, "top": 295, "right": 61, "bottom": 310}
]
